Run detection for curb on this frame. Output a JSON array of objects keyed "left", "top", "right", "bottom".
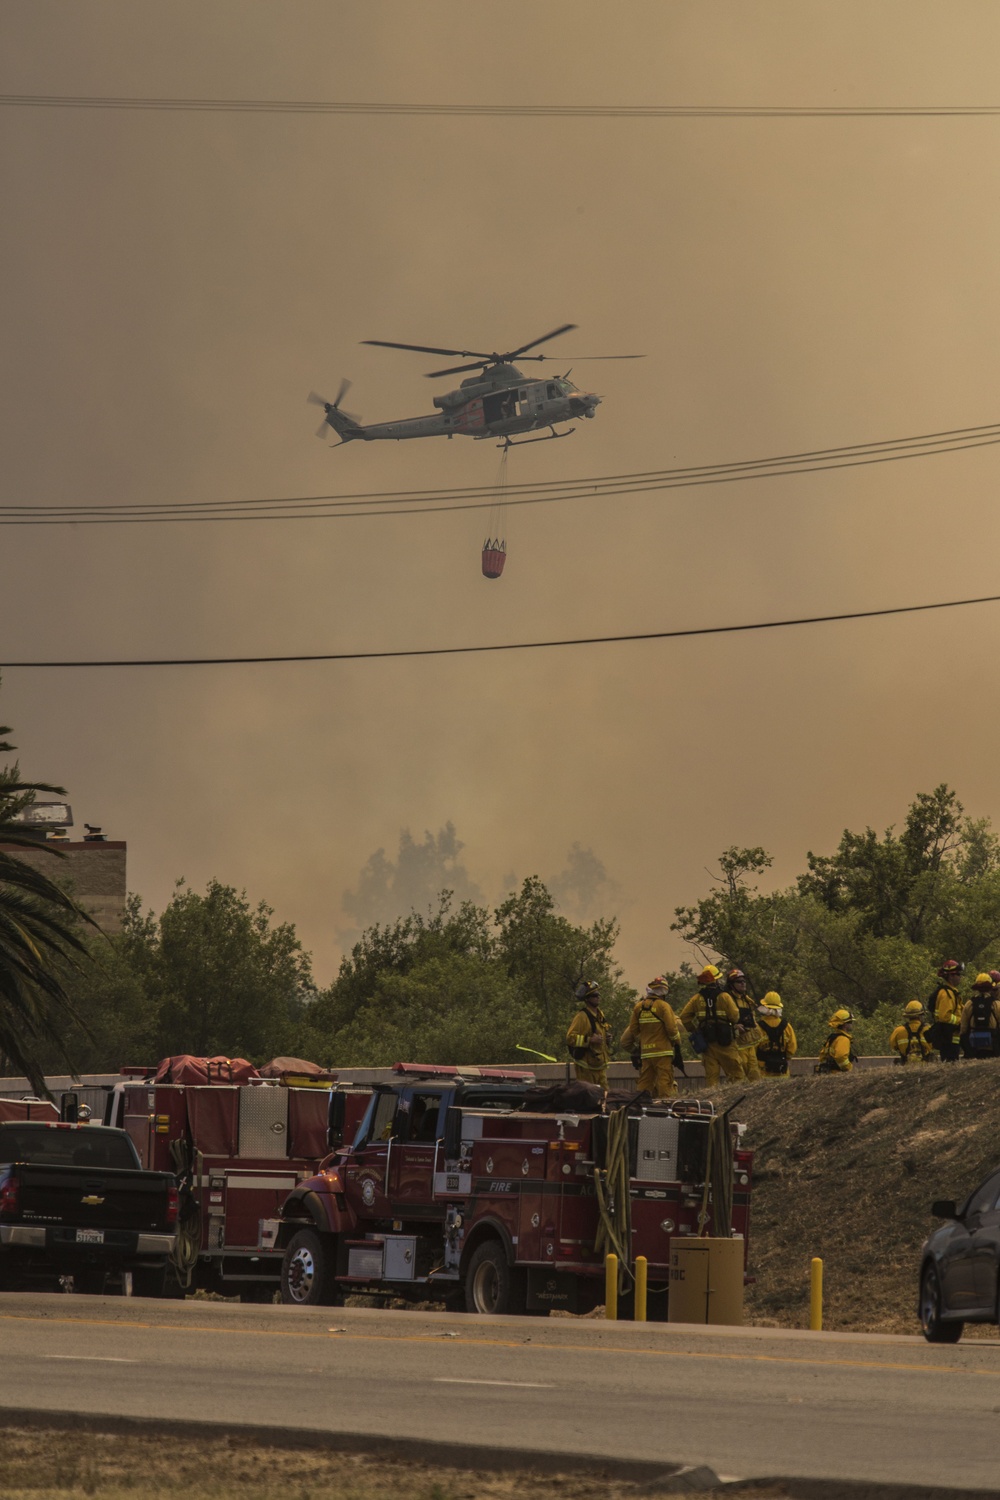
[{"left": 0, "top": 1406, "right": 994, "bottom": 1499}]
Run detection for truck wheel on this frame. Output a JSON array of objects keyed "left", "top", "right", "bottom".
[
  {"left": 281, "top": 1229, "right": 341, "bottom": 1306},
  {"left": 920, "top": 1264, "right": 962, "bottom": 1343},
  {"left": 130, "top": 1264, "right": 167, "bottom": 1299},
  {"left": 464, "top": 1240, "right": 527, "bottom": 1316}
]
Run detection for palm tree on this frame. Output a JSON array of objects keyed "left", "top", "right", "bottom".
[{"left": 0, "top": 723, "right": 97, "bottom": 1094}]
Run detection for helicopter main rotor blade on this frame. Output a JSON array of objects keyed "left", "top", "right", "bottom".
[
  {"left": 505, "top": 323, "right": 577, "bottom": 359},
  {"left": 362, "top": 338, "right": 493, "bottom": 360},
  {"left": 532, "top": 352, "right": 646, "bottom": 360},
  {"left": 425, "top": 360, "right": 492, "bottom": 379}
]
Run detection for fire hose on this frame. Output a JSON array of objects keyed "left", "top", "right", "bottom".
[
  {"left": 593, "top": 1105, "right": 632, "bottom": 1293},
  {"left": 168, "top": 1138, "right": 202, "bottom": 1290}
]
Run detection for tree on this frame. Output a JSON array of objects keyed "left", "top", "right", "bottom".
[{"left": 0, "top": 721, "right": 96, "bottom": 1091}]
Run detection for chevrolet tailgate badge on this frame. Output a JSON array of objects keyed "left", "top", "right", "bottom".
[{"left": 81, "top": 1194, "right": 104, "bottom": 1205}]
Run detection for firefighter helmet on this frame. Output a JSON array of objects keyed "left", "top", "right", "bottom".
[
  {"left": 990, "top": 971, "right": 1000, "bottom": 986},
  {"left": 938, "top": 959, "right": 964, "bottom": 978},
  {"left": 903, "top": 1000, "right": 924, "bottom": 1019},
  {"left": 727, "top": 968, "right": 746, "bottom": 984},
  {"left": 829, "top": 1007, "right": 853, "bottom": 1030},
  {"left": 574, "top": 980, "right": 600, "bottom": 1003},
  {"left": 697, "top": 964, "right": 722, "bottom": 986},
  {"left": 973, "top": 973, "right": 994, "bottom": 990},
  {"left": 645, "top": 976, "right": 670, "bottom": 998},
  {"left": 758, "top": 990, "right": 782, "bottom": 1015}
]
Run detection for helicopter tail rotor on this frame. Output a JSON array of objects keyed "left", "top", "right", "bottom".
[{"left": 308, "top": 382, "right": 363, "bottom": 441}]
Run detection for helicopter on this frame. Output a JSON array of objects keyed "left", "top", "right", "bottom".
[{"left": 308, "top": 324, "right": 642, "bottom": 448}]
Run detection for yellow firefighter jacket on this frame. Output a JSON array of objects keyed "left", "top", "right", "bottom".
[
  {"left": 756, "top": 1014, "right": 797, "bottom": 1072},
  {"left": 817, "top": 1031, "right": 855, "bottom": 1072},
  {"left": 959, "top": 997, "right": 1000, "bottom": 1036},
  {"left": 620, "top": 997, "right": 681, "bottom": 1059},
  {"left": 932, "top": 984, "right": 962, "bottom": 1028},
  {"left": 889, "top": 1021, "right": 933, "bottom": 1063},
  {"left": 680, "top": 989, "right": 741, "bottom": 1038},
  {"left": 566, "top": 1005, "right": 611, "bottom": 1066}
]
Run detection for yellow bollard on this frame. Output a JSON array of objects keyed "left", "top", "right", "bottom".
[
  {"left": 810, "top": 1257, "right": 823, "bottom": 1331},
  {"left": 635, "top": 1256, "right": 647, "bottom": 1322},
  {"left": 605, "top": 1253, "right": 618, "bottom": 1320}
]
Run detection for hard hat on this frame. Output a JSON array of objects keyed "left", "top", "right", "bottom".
[
  {"left": 938, "top": 959, "right": 964, "bottom": 978},
  {"left": 575, "top": 980, "right": 600, "bottom": 1003},
  {"left": 990, "top": 971, "right": 1000, "bottom": 985},
  {"left": 645, "top": 976, "right": 670, "bottom": 998},
  {"left": 973, "top": 973, "right": 993, "bottom": 990},
  {"left": 757, "top": 991, "right": 782, "bottom": 1015},
  {"left": 697, "top": 965, "right": 722, "bottom": 986},
  {"left": 903, "top": 1000, "right": 924, "bottom": 1018},
  {"left": 829, "top": 1007, "right": 853, "bottom": 1030},
  {"left": 727, "top": 968, "right": 746, "bottom": 983}
]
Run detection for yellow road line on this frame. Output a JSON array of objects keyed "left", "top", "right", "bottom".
[{"left": 0, "top": 1313, "right": 992, "bottom": 1379}]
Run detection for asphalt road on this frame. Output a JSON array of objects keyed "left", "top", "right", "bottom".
[{"left": 0, "top": 1294, "right": 997, "bottom": 1491}]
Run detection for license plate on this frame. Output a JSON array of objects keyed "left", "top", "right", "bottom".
[{"left": 75, "top": 1229, "right": 104, "bottom": 1244}]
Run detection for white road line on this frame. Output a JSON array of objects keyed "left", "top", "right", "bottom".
[
  {"left": 433, "top": 1378, "right": 553, "bottom": 1388},
  {"left": 42, "top": 1355, "right": 139, "bottom": 1363}
]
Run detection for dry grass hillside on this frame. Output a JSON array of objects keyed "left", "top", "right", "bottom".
[{"left": 712, "top": 1060, "right": 1000, "bottom": 1335}]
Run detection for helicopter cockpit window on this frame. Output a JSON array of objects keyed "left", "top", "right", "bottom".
[
  {"left": 556, "top": 378, "right": 575, "bottom": 394},
  {"left": 546, "top": 383, "right": 557, "bottom": 399}
]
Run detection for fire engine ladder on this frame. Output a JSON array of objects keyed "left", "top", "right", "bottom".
[{"left": 593, "top": 1106, "right": 632, "bottom": 1293}]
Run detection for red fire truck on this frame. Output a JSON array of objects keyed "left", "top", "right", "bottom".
[
  {"left": 105, "top": 1069, "right": 372, "bottom": 1299},
  {"left": 277, "top": 1066, "right": 752, "bottom": 1316}
]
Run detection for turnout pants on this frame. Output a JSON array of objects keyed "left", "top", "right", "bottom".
[
  {"left": 637, "top": 1055, "right": 676, "bottom": 1098},
  {"left": 703, "top": 1043, "right": 745, "bottom": 1087},
  {"left": 737, "top": 1044, "right": 761, "bottom": 1082},
  {"left": 574, "top": 1062, "right": 608, "bottom": 1088}
]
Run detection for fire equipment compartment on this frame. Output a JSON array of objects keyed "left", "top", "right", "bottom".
[{"left": 238, "top": 1086, "right": 289, "bottom": 1159}]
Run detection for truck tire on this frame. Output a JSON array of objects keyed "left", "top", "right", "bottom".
[
  {"left": 131, "top": 1264, "right": 167, "bottom": 1299},
  {"left": 920, "top": 1264, "right": 962, "bottom": 1343},
  {"left": 281, "top": 1229, "right": 341, "bottom": 1306},
  {"left": 464, "top": 1240, "right": 528, "bottom": 1316}
]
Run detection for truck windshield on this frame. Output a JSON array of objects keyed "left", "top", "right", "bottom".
[{"left": 0, "top": 1126, "right": 140, "bottom": 1170}]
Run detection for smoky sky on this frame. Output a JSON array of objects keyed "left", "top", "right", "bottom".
[{"left": 3, "top": 1, "right": 1000, "bottom": 990}]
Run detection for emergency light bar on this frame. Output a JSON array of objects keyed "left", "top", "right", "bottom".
[{"left": 390, "top": 1062, "right": 534, "bottom": 1082}]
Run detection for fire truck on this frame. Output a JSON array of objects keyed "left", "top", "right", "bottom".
[
  {"left": 105, "top": 1068, "right": 372, "bottom": 1299},
  {"left": 277, "top": 1065, "right": 752, "bottom": 1316}
]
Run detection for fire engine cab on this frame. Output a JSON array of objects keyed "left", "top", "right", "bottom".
[{"left": 278, "top": 1065, "right": 752, "bottom": 1317}]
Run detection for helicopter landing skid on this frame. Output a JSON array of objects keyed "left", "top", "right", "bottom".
[{"left": 498, "top": 426, "right": 576, "bottom": 450}]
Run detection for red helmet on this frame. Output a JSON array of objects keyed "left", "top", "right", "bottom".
[
  {"left": 938, "top": 959, "right": 964, "bottom": 978},
  {"left": 727, "top": 968, "right": 746, "bottom": 984},
  {"left": 989, "top": 971, "right": 1000, "bottom": 985}
]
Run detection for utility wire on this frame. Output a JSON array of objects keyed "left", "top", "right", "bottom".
[
  {"left": 2, "top": 95, "right": 1000, "bottom": 118},
  {"left": 3, "top": 422, "right": 998, "bottom": 525},
  {"left": 4, "top": 592, "right": 1000, "bottom": 669}
]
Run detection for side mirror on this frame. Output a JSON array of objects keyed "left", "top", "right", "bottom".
[
  {"left": 327, "top": 1091, "right": 346, "bottom": 1151},
  {"left": 931, "top": 1199, "right": 959, "bottom": 1219}
]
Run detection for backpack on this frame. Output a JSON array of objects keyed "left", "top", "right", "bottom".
[
  {"left": 700, "top": 990, "right": 734, "bottom": 1049},
  {"left": 968, "top": 994, "right": 996, "bottom": 1055},
  {"left": 757, "top": 1017, "right": 789, "bottom": 1075},
  {"left": 900, "top": 1024, "right": 927, "bottom": 1060},
  {"left": 816, "top": 1030, "right": 858, "bottom": 1074}
]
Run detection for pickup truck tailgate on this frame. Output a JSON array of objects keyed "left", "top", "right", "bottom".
[{"left": 16, "top": 1165, "right": 173, "bottom": 1233}]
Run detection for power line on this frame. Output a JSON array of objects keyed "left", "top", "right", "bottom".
[
  {"left": 4, "top": 592, "right": 999, "bottom": 670},
  {"left": 3, "top": 422, "right": 998, "bottom": 525},
  {"left": 2, "top": 95, "right": 1000, "bottom": 118}
]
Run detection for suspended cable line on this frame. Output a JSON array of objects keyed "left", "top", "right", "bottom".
[
  {"left": 4, "top": 592, "right": 1000, "bottom": 670},
  {"left": 3, "top": 422, "right": 998, "bottom": 525},
  {"left": 2, "top": 95, "right": 1000, "bottom": 118}
]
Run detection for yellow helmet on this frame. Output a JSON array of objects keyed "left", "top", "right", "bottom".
[
  {"left": 698, "top": 964, "right": 722, "bottom": 985},
  {"left": 757, "top": 991, "right": 782, "bottom": 1016},
  {"left": 973, "top": 973, "right": 994, "bottom": 990},
  {"left": 829, "top": 1007, "right": 853, "bottom": 1030},
  {"left": 903, "top": 1000, "right": 924, "bottom": 1019}
]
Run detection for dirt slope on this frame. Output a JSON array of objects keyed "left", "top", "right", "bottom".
[{"left": 711, "top": 1061, "right": 1000, "bottom": 1334}]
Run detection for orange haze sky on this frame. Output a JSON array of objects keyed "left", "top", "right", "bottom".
[{"left": 3, "top": 2, "right": 1000, "bottom": 988}]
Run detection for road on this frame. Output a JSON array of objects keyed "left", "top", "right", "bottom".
[{"left": 0, "top": 1294, "right": 997, "bottom": 1490}]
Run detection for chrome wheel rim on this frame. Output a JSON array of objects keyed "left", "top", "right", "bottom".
[
  {"left": 287, "top": 1246, "right": 316, "bottom": 1303},
  {"left": 471, "top": 1259, "right": 500, "bottom": 1313}
]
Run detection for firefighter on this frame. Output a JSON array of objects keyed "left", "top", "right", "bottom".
[
  {"left": 889, "top": 1001, "right": 933, "bottom": 1064},
  {"left": 565, "top": 980, "right": 612, "bottom": 1087},
  {"left": 728, "top": 968, "right": 763, "bottom": 1082},
  {"left": 680, "top": 965, "right": 744, "bottom": 1086},
  {"left": 620, "top": 976, "right": 682, "bottom": 1098},
  {"left": 816, "top": 1008, "right": 858, "bottom": 1073},
  {"left": 755, "top": 992, "right": 797, "bottom": 1076},
  {"left": 959, "top": 974, "right": 1000, "bottom": 1058},
  {"left": 927, "top": 960, "right": 964, "bottom": 1063}
]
